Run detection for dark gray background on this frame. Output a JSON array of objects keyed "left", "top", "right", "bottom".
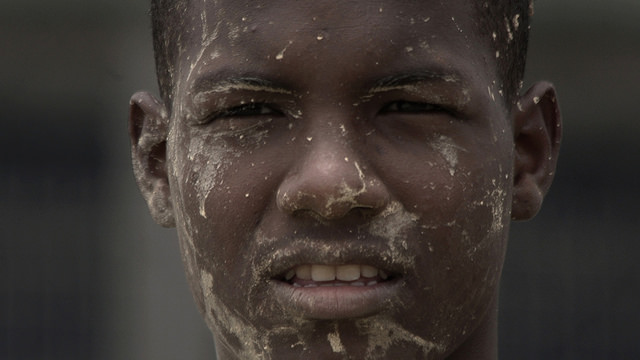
[{"left": 2, "top": 1, "right": 639, "bottom": 359}]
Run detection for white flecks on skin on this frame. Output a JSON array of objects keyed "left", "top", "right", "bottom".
[
  {"left": 275, "top": 40, "right": 293, "bottom": 60},
  {"left": 367, "top": 78, "right": 470, "bottom": 109},
  {"left": 194, "top": 81, "right": 293, "bottom": 98},
  {"left": 512, "top": 14, "right": 521, "bottom": 31},
  {"left": 185, "top": 121, "right": 272, "bottom": 219},
  {"left": 200, "top": 269, "right": 217, "bottom": 330},
  {"left": 323, "top": 161, "right": 376, "bottom": 218},
  {"left": 186, "top": 135, "right": 235, "bottom": 218},
  {"left": 488, "top": 187, "right": 508, "bottom": 235},
  {"left": 367, "top": 201, "right": 419, "bottom": 260},
  {"left": 226, "top": 20, "right": 241, "bottom": 42},
  {"left": 339, "top": 123, "right": 347, "bottom": 136},
  {"left": 175, "top": 207, "right": 199, "bottom": 276},
  {"left": 465, "top": 176, "right": 509, "bottom": 262},
  {"left": 355, "top": 315, "right": 445, "bottom": 358},
  {"left": 290, "top": 109, "right": 304, "bottom": 120},
  {"left": 327, "top": 325, "right": 346, "bottom": 354},
  {"left": 186, "top": 17, "right": 222, "bottom": 85},
  {"left": 430, "top": 135, "right": 467, "bottom": 176},
  {"left": 199, "top": 269, "right": 268, "bottom": 359},
  {"left": 487, "top": 85, "right": 496, "bottom": 102},
  {"left": 505, "top": 17, "right": 514, "bottom": 43},
  {"left": 450, "top": 17, "right": 463, "bottom": 33}
]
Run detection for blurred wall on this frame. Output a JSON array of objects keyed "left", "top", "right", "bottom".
[{"left": 1, "top": 1, "right": 638, "bottom": 359}]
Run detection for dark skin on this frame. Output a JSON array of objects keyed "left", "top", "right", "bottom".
[{"left": 130, "top": 1, "right": 561, "bottom": 359}]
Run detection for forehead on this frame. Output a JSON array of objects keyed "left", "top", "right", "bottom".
[{"left": 176, "top": 0, "right": 493, "bottom": 87}]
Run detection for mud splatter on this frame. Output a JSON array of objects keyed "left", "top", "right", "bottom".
[
  {"left": 367, "top": 201, "right": 419, "bottom": 265},
  {"left": 327, "top": 324, "right": 346, "bottom": 354},
  {"left": 324, "top": 161, "right": 368, "bottom": 215},
  {"left": 430, "top": 135, "right": 467, "bottom": 176},
  {"left": 199, "top": 269, "right": 268, "bottom": 359},
  {"left": 275, "top": 40, "right": 293, "bottom": 60},
  {"left": 356, "top": 315, "right": 445, "bottom": 358}
]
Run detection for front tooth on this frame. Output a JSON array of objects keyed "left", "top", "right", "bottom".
[
  {"left": 296, "top": 265, "right": 312, "bottom": 280},
  {"left": 361, "top": 265, "right": 378, "bottom": 278},
  {"left": 311, "top": 265, "right": 336, "bottom": 282},
  {"left": 336, "top": 265, "right": 361, "bottom": 281}
]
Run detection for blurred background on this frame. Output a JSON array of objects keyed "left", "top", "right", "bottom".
[{"left": 1, "top": 1, "right": 638, "bottom": 359}]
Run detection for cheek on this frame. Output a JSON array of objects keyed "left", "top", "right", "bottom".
[
  {"left": 168, "top": 124, "right": 282, "bottom": 297},
  {"left": 422, "top": 145, "right": 511, "bottom": 274},
  {"left": 388, "top": 136, "right": 512, "bottom": 335}
]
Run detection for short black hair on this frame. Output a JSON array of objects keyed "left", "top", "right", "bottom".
[
  {"left": 474, "top": 1, "right": 534, "bottom": 105},
  {"left": 150, "top": 0, "right": 189, "bottom": 109},
  {"left": 150, "top": 0, "right": 533, "bottom": 110}
]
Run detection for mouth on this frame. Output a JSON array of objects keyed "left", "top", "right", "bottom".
[
  {"left": 279, "top": 264, "right": 392, "bottom": 287},
  {"left": 270, "top": 263, "right": 403, "bottom": 320}
]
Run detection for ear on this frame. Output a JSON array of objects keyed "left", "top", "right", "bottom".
[
  {"left": 510, "top": 81, "right": 562, "bottom": 220},
  {"left": 129, "top": 91, "right": 175, "bottom": 227}
]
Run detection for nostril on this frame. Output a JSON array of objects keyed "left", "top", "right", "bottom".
[
  {"left": 276, "top": 152, "right": 390, "bottom": 220},
  {"left": 281, "top": 190, "right": 389, "bottom": 222}
]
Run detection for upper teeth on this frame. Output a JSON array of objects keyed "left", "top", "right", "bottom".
[{"left": 285, "top": 264, "right": 389, "bottom": 282}]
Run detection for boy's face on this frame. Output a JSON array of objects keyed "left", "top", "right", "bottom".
[{"left": 131, "top": 0, "right": 560, "bottom": 358}]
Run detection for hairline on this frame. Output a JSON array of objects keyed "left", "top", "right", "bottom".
[{"left": 151, "top": 1, "right": 533, "bottom": 111}]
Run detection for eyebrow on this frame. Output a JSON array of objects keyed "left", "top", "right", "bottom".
[
  {"left": 368, "top": 70, "right": 464, "bottom": 95},
  {"left": 191, "top": 73, "right": 293, "bottom": 96}
]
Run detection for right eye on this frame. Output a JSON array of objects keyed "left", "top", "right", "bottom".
[
  {"left": 380, "top": 100, "right": 444, "bottom": 114},
  {"left": 215, "top": 103, "right": 282, "bottom": 119},
  {"left": 199, "top": 102, "right": 285, "bottom": 134}
]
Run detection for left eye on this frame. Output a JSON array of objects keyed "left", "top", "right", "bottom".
[
  {"left": 381, "top": 101, "right": 442, "bottom": 114},
  {"left": 218, "top": 103, "right": 281, "bottom": 118}
]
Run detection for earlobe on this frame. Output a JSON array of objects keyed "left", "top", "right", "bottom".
[
  {"left": 511, "top": 82, "right": 562, "bottom": 221},
  {"left": 129, "top": 91, "right": 175, "bottom": 227}
]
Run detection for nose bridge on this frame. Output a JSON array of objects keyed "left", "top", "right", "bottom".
[{"left": 276, "top": 119, "right": 389, "bottom": 220}]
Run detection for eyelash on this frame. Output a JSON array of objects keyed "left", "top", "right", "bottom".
[
  {"left": 380, "top": 100, "right": 446, "bottom": 114},
  {"left": 209, "top": 103, "right": 282, "bottom": 121},
  {"left": 204, "top": 100, "right": 448, "bottom": 125}
]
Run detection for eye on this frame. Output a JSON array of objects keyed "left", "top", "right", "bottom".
[
  {"left": 198, "top": 102, "right": 285, "bottom": 134},
  {"left": 380, "top": 100, "right": 444, "bottom": 114},
  {"left": 217, "top": 103, "right": 282, "bottom": 119}
]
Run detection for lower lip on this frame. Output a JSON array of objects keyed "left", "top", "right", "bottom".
[{"left": 270, "top": 279, "right": 402, "bottom": 320}]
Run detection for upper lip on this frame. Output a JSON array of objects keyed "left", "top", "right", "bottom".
[{"left": 252, "top": 238, "right": 410, "bottom": 281}]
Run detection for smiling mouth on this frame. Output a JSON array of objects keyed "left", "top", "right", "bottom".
[
  {"left": 271, "top": 263, "right": 402, "bottom": 319},
  {"left": 279, "top": 264, "right": 391, "bottom": 287}
]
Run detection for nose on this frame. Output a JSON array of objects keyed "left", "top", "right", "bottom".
[{"left": 276, "top": 134, "right": 390, "bottom": 220}]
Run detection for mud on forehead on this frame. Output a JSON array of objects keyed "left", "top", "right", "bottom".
[
  {"left": 155, "top": 0, "right": 527, "bottom": 108},
  {"left": 171, "top": 0, "right": 492, "bottom": 103},
  {"left": 177, "top": 0, "right": 483, "bottom": 60}
]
